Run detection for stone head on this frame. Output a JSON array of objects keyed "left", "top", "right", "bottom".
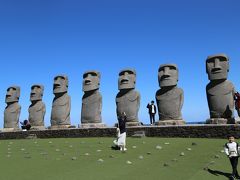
[
  {"left": 82, "top": 71, "right": 100, "bottom": 92},
  {"left": 53, "top": 75, "right": 68, "bottom": 94},
  {"left": 30, "top": 84, "right": 44, "bottom": 101},
  {"left": 118, "top": 69, "right": 136, "bottom": 90},
  {"left": 158, "top": 64, "right": 178, "bottom": 88},
  {"left": 206, "top": 54, "right": 229, "bottom": 81},
  {"left": 5, "top": 86, "right": 20, "bottom": 103}
]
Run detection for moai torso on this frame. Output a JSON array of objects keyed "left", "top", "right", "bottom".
[
  {"left": 205, "top": 54, "right": 235, "bottom": 119},
  {"left": 156, "top": 64, "right": 184, "bottom": 121},
  {"left": 81, "top": 90, "right": 102, "bottom": 123},
  {"left": 29, "top": 101, "right": 46, "bottom": 126},
  {"left": 116, "top": 89, "right": 140, "bottom": 122},
  {"left": 156, "top": 86, "right": 183, "bottom": 120},
  {"left": 207, "top": 80, "right": 235, "bottom": 118},
  {"left": 81, "top": 71, "right": 102, "bottom": 124},
  {"left": 28, "top": 84, "right": 45, "bottom": 126},
  {"left": 51, "top": 93, "right": 71, "bottom": 125},
  {"left": 4, "top": 86, "right": 21, "bottom": 129},
  {"left": 51, "top": 75, "right": 71, "bottom": 126},
  {"left": 4, "top": 102, "right": 21, "bottom": 128},
  {"left": 116, "top": 69, "right": 140, "bottom": 123}
]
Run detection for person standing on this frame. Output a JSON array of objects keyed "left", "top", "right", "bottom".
[
  {"left": 224, "top": 135, "right": 240, "bottom": 179},
  {"left": 117, "top": 112, "right": 127, "bottom": 151},
  {"left": 147, "top": 100, "right": 156, "bottom": 125},
  {"left": 234, "top": 92, "right": 240, "bottom": 117}
]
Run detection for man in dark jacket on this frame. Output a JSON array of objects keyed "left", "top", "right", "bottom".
[{"left": 147, "top": 100, "right": 157, "bottom": 125}]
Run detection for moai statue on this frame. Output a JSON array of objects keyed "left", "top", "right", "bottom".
[
  {"left": 116, "top": 69, "right": 141, "bottom": 126},
  {"left": 81, "top": 71, "right": 105, "bottom": 128},
  {"left": 51, "top": 75, "right": 71, "bottom": 128},
  {"left": 28, "top": 84, "right": 46, "bottom": 130},
  {"left": 206, "top": 54, "right": 235, "bottom": 124},
  {"left": 4, "top": 86, "right": 21, "bottom": 130},
  {"left": 155, "top": 64, "right": 185, "bottom": 125}
]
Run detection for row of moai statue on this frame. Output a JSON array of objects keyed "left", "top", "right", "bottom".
[{"left": 2, "top": 53, "right": 237, "bottom": 131}]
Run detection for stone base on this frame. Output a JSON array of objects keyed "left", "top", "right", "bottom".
[
  {"left": 49, "top": 125, "right": 72, "bottom": 129},
  {"left": 155, "top": 120, "right": 186, "bottom": 126},
  {"left": 30, "top": 126, "right": 46, "bottom": 130},
  {"left": 2, "top": 128, "right": 20, "bottom": 132},
  {"left": 80, "top": 123, "right": 107, "bottom": 128},
  {"left": 126, "top": 122, "right": 142, "bottom": 127},
  {"left": 206, "top": 118, "right": 235, "bottom": 124}
]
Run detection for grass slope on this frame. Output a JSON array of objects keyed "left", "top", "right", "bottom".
[{"left": 0, "top": 138, "right": 232, "bottom": 180}]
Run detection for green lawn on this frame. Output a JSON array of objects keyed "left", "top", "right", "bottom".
[{"left": 0, "top": 137, "right": 233, "bottom": 180}]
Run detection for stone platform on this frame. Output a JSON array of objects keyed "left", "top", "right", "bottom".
[{"left": 1, "top": 125, "right": 240, "bottom": 140}]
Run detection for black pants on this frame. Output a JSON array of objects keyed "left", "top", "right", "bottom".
[
  {"left": 229, "top": 156, "right": 239, "bottom": 177},
  {"left": 149, "top": 113, "right": 155, "bottom": 124}
]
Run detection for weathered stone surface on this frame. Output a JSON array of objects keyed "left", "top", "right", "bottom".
[
  {"left": 206, "top": 54, "right": 236, "bottom": 124},
  {"left": 4, "top": 86, "right": 21, "bottom": 129},
  {"left": 28, "top": 84, "right": 46, "bottom": 127},
  {"left": 81, "top": 71, "right": 103, "bottom": 125},
  {"left": 116, "top": 69, "right": 140, "bottom": 125},
  {"left": 1, "top": 125, "right": 240, "bottom": 139},
  {"left": 51, "top": 75, "right": 71, "bottom": 127},
  {"left": 155, "top": 64, "right": 185, "bottom": 124}
]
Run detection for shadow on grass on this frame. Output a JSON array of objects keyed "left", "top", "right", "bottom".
[{"left": 208, "top": 168, "right": 232, "bottom": 179}]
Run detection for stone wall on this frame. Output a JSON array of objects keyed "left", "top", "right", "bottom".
[{"left": 1, "top": 125, "right": 240, "bottom": 140}]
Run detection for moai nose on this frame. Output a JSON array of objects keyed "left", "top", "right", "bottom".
[
  {"left": 163, "top": 67, "right": 170, "bottom": 76},
  {"left": 213, "top": 58, "right": 221, "bottom": 69}
]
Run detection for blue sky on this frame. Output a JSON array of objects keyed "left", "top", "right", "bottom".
[{"left": 0, "top": 0, "right": 240, "bottom": 128}]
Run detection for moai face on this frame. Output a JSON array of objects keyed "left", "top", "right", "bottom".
[
  {"left": 30, "top": 84, "right": 44, "bottom": 101},
  {"left": 5, "top": 86, "right": 20, "bottom": 103},
  {"left": 118, "top": 69, "right": 136, "bottom": 90},
  {"left": 82, "top": 71, "right": 100, "bottom": 92},
  {"left": 206, "top": 54, "right": 229, "bottom": 81},
  {"left": 53, "top": 75, "right": 68, "bottom": 94},
  {"left": 158, "top": 64, "right": 178, "bottom": 88}
]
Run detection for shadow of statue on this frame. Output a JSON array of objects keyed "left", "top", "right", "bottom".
[{"left": 208, "top": 168, "right": 232, "bottom": 179}]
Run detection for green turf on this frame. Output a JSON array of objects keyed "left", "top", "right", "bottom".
[{"left": 0, "top": 137, "right": 233, "bottom": 180}]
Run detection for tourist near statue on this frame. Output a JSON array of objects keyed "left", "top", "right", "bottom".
[
  {"left": 155, "top": 64, "right": 185, "bottom": 125},
  {"left": 51, "top": 75, "right": 71, "bottom": 128},
  {"left": 206, "top": 54, "right": 236, "bottom": 124},
  {"left": 116, "top": 69, "right": 141, "bottom": 126},
  {"left": 4, "top": 86, "right": 21, "bottom": 129}
]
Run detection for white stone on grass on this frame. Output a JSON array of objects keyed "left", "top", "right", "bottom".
[
  {"left": 220, "top": 150, "right": 225, "bottom": 153},
  {"left": 132, "top": 146, "right": 137, "bottom": 149},
  {"left": 138, "top": 155, "right": 144, "bottom": 160},
  {"left": 187, "top": 148, "right": 192, "bottom": 151},
  {"left": 98, "top": 158, "right": 104, "bottom": 162},
  {"left": 21, "top": 148, "right": 25, "bottom": 151},
  {"left": 156, "top": 145, "right": 162, "bottom": 150},
  {"left": 71, "top": 157, "right": 77, "bottom": 160},
  {"left": 180, "top": 152, "right": 185, "bottom": 156},
  {"left": 164, "top": 142, "right": 170, "bottom": 145},
  {"left": 69, "top": 145, "right": 73, "bottom": 148},
  {"left": 85, "top": 153, "right": 90, "bottom": 156},
  {"left": 97, "top": 149, "right": 102, "bottom": 152},
  {"left": 55, "top": 149, "right": 60, "bottom": 152},
  {"left": 126, "top": 161, "right": 132, "bottom": 165},
  {"left": 48, "top": 141, "right": 52, "bottom": 144}
]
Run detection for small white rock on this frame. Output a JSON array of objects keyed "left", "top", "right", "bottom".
[
  {"left": 156, "top": 145, "right": 162, "bottom": 150},
  {"left": 164, "top": 142, "right": 170, "bottom": 145},
  {"left": 139, "top": 155, "right": 144, "bottom": 160},
  {"left": 132, "top": 146, "right": 137, "bottom": 149},
  {"left": 98, "top": 158, "right": 104, "bottom": 162},
  {"left": 187, "top": 148, "right": 192, "bottom": 151},
  {"left": 85, "top": 153, "right": 90, "bottom": 156},
  {"left": 180, "top": 152, "right": 185, "bottom": 156},
  {"left": 126, "top": 161, "right": 132, "bottom": 165}
]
